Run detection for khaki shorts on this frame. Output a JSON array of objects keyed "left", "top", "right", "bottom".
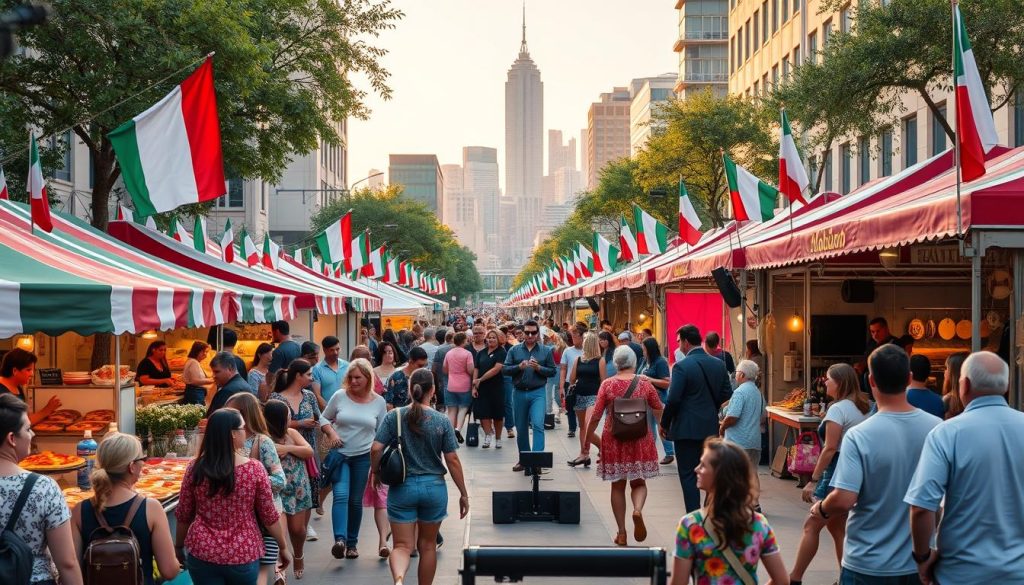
[{"left": 744, "top": 448, "right": 761, "bottom": 468}]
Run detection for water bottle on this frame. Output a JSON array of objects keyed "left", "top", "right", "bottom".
[
  {"left": 76, "top": 430, "right": 98, "bottom": 490},
  {"left": 168, "top": 429, "right": 189, "bottom": 458}
]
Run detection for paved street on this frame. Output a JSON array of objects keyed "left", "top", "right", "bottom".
[{"left": 300, "top": 423, "right": 840, "bottom": 585}]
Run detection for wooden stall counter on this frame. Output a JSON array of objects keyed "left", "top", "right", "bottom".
[{"left": 766, "top": 406, "right": 821, "bottom": 482}]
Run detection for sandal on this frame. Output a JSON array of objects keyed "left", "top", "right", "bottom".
[
  {"left": 633, "top": 510, "right": 647, "bottom": 542},
  {"left": 293, "top": 555, "right": 304, "bottom": 580},
  {"left": 379, "top": 546, "right": 391, "bottom": 558},
  {"left": 346, "top": 547, "right": 359, "bottom": 559},
  {"left": 274, "top": 570, "right": 287, "bottom": 585},
  {"left": 613, "top": 530, "right": 627, "bottom": 546}
]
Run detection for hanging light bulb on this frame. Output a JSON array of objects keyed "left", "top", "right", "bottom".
[{"left": 787, "top": 313, "right": 804, "bottom": 332}]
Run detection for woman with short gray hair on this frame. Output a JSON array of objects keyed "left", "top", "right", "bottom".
[{"left": 584, "top": 344, "right": 664, "bottom": 546}]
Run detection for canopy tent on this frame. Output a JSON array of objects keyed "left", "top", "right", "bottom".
[
  {"left": 276, "top": 256, "right": 383, "bottom": 313},
  {"left": 383, "top": 281, "right": 449, "bottom": 312},
  {"left": 352, "top": 279, "right": 428, "bottom": 317},
  {"left": 0, "top": 202, "right": 296, "bottom": 337}
]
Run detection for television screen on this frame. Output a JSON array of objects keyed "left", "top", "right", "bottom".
[{"left": 810, "top": 315, "right": 868, "bottom": 357}]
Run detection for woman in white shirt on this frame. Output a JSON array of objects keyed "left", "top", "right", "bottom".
[
  {"left": 182, "top": 341, "right": 214, "bottom": 406},
  {"left": 321, "top": 358, "right": 387, "bottom": 561}
]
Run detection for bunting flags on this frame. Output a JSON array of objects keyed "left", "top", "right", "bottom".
[
  {"left": 678, "top": 180, "right": 703, "bottom": 246},
  {"left": 954, "top": 3, "right": 999, "bottom": 182},
  {"left": 619, "top": 216, "right": 638, "bottom": 262},
  {"left": 262, "top": 234, "right": 280, "bottom": 269},
  {"left": 633, "top": 205, "right": 669, "bottom": 255},
  {"left": 28, "top": 133, "right": 53, "bottom": 232},
  {"left": 724, "top": 152, "right": 778, "bottom": 222},
  {"left": 778, "top": 109, "right": 810, "bottom": 205}
]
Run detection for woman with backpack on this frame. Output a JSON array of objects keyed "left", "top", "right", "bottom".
[
  {"left": 70, "top": 432, "right": 179, "bottom": 585},
  {"left": 174, "top": 408, "right": 291, "bottom": 584},
  {"left": 0, "top": 393, "right": 82, "bottom": 585}
]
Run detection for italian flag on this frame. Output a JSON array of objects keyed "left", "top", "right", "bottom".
[
  {"left": 348, "top": 232, "right": 369, "bottom": 272},
  {"left": 0, "top": 166, "right": 8, "bottom": 200},
  {"left": 241, "top": 229, "right": 260, "bottom": 267},
  {"left": 578, "top": 244, "right": 595, "bottom": 277},
  {"left": 28, "top": 133, "right": 52, "bottom": 233},
  {"left": 386, "top": 257, "right": 399, "bottom": 284},
  {"left": 262, "top": 234, "right": 280, "bottom": 270},
  {"left": 619, "top": 216, "right": 638, "bottom": 262},
  {"left": 563, "top": 256, "right": 577, "bottom": 285},
  {"left": 193, "top": 215, "right": 209, "bottom": 253},
  {"left": 954, "top": 4, "right": 998, "bottom": 182},
  {"left": 108, "top": 58, "right": 226, "bottom": 217},
  {"left": 678, "top": 180, "right": 703, "bottom": 246},
  {"left": 398, "top": 261, "right": 409, "bottom": 286},
  {"left": 593, "top": 232, "right": 619, "bottom": 274},
  {"left": 116, "top": 204, "right": 134, "bottom": 222},
  {"left": 362, "top": 245, "right": 386, "bottom": 278},
  {"left": 778, "top": 109, "right": 810, "bottom": 205},
  {"left": 166, "top": 217, "right": 187, "bottom": 242},
  {"left": 219, "top": 219, "right": 235, "bottom": 264},
  {"left": 314, "top": 210, "right": 353, "bottom": 266},
  {"left": 633, "top": 205, "right": 668, "bottom": 255},
  {"left": 725, "top": 152, "right": 778, "bottom": 222}
]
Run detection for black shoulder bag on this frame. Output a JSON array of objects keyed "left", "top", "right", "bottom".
[{"left": 0, "top": 473, "right": 40, "bottom": 585}]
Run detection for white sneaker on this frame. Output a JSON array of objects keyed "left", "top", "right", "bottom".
[
  {"left": 482, "top": 434, "right": 492, "bottom": 448},
  {"left": 306, "top": 525, "right": 318, "bottom": 541},
  {"left": 495, "top": 437, "right": 502, "bottom": 449}
]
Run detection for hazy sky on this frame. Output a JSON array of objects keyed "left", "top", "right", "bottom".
[{"left": 347, "top": 0, "right": 678, "bottom": 189}]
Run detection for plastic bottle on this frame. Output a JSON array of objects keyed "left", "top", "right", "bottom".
[
  {"left": 169, "top": 429, "right": 189, "bottom": 458},
  {"left": 107, "top": 421, "right": 118, "bottom": 434},
  {"left": 76, "top": 430, "right": 98, "bottom": 490},
  {"left": 189, "top": 419, "right": 207, "bottom": 457}
]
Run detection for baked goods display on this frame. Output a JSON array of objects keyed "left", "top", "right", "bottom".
[
  {"left": 66, "top": 420, "right": 108, "bottom": 433},
  {"left": 35, "top": 409, "right": 113, "bottom": 433},
  {"left": 20, "top": 451, "right": 85, "bottom": 471},
  {"left": 91, "top": 365, "right": 135, "bottom": 386},
  {"left": 82, "top": 409, "right": 114, "bottom": 422}
]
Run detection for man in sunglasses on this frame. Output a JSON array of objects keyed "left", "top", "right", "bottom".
[{"left": 502, "top": 320, "right": 557, "bottom": 473}]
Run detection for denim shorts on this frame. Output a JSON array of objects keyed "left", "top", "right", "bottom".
[
  {"left": 445, "top": 389, "right": 473, "bottom": 408},
  {"left": 387, "top": 474, "right": 448, "bottom": 524},
  {"left": 573, "top": 394, "right": 597, "bottom": 409},
  {"left": 813, "top": 458, "right": 838, "bottom": 501}
]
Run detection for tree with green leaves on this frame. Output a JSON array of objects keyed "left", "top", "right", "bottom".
[
  {"left": 773, "top": 0, "right": 1024, "bottom": 190},
  {"left": 0, "top": 0, "right": 401, "bottom": 229},
  {"left": 633, "top": 90, "right": 776, "bottom": 228},
  {"left": 309, "top": 185, "right": 482, "bottom": 305}
]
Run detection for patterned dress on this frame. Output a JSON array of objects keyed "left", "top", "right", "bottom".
[
  {"left": 674, "top": 510, "right": 779, "bottom": 584},
  {"left": 269, "top": 389, "right": 319, "bottom": 512},
  {"left": 592, "top": 376, "right": 663, "bottom": 481}
]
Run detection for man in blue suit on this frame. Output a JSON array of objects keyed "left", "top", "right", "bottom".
[{"left": 660, "top": 324, "right": 733, "bottom": 511}]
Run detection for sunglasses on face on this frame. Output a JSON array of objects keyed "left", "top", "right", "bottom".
[{"left": 524, "top": 330, "right": 539, "bottom": 336}]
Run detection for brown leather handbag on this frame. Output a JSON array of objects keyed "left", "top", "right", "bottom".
[{"left": 611, "top": 376, "right": 647, "bottom": 440}]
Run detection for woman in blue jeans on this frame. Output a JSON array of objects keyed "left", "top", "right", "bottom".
[
  {"left": 322, "top": 358, "right": 388, "bottom": 561},
  {"left": 638, "top": 337, "right": 675, "bottom": 465},
  {"left": 372, "top": 368, "right": 469, "bottom": 585}
]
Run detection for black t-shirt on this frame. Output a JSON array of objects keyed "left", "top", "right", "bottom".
[
  {"left": 474, "top": 347, "right": 507, "bottom": 394},
  {"left": 136, "top": 358, "right": 172, "bottom": 383},
  {"left": 574, "top": 357, "right": 602, "bottom": 396}
]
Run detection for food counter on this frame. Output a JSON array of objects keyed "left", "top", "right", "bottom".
[{"left": 766, "top": 406, "right": 822, "bottom": 482}]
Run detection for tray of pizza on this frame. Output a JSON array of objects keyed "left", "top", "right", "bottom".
[
  {"left": 46, "top": 409, "right": 83, "bottom": 423},
  {"left": 62, "top": 487, "right": 93, "bottom": 508},
  {"left": 32, "top": 422, "right": 69, "bottom": 432},
  {"left": 66, "top": 420, "right": 108, "bottom": 433},
  {"left": 20, "top": 451, "right": 86, "bottom": 472},
  {"left": 82, "top": 409, "right": 115, "bottom": 422}
]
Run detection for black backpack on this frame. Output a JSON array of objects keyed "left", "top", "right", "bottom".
[{"left": 0, "top": 473, "right": 40, "bottom": 585}]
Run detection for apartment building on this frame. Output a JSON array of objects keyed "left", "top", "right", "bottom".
[{"left": 673, "top": 0, "right": 729, "bottom": 99}]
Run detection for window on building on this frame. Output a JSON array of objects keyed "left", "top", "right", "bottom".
[
  {"left": 794, "top": 45, "right": 801, "bottom": 67},
  {"left": 808, "top": 156, "right": 818, "bottom": 189},
  {"left": 840, "top": 143, "right": 851, "bottom": 194},
  {"left": 745, "top": 19, "right": 751, "bottom": 61},
  {"left": 904, "top": 115, "right": 918, "bottom": 168},
  {"left": 1015, "top": 91, "right": 1024, "bottom": 147},
  {"left": 50, "top": 131, "right": 72, "bottom": 182},
  {"left": 762, "top": 2, "right": 769, "bottom": 43},
  {"left": 753, "top": 80, "right": 759, "bottom": 96},
  {"left": 782, "top": 56, "right": 790, "bottom": 79},
  {"left": 220, "top": 178, "right": 244, "bottom": 208},
  {"left": 753, "top": 11, "right": 759, "bottom": 47},
  {"left": 931, "top": 104, "right": 948, "bottom": 156},
  {"left": 841, "top": 7, "right": 851, "bottom": 33},
  {"left": 881, "top": 129, "right": 894, "bottom": 176},
  {"left": 781, "top": 0, "right": 789, "bottom": 22},
  {"left": 808, "top": 31, "right": 817, "bottom": 64},
  {"left": 731, "top": 35, "right": 737, "bottom": 73},
  {"left": 823, "top": 150, "right": 833, "bottom": 192},
  {"left": 762, "top": 73, "right": 769, "bottom": 95},
  {"left": 823, "top": 19, "right": 832, "bottom": 46},
  {"left": 773, "top": 0, "right": 780, "bottom": 32},
  {"left": 793, "top": 0, "right": 800, "bottom": 13},
  {"left": 772, "top": 65, "right": 779, "bottom": 89},
  {"left": 858, "top": 136, "right": 870, "bottom": 185}
]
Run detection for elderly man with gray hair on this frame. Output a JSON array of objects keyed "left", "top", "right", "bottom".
[
  {"left": 906, "top": 351, "right": 1024, "bottom": 584},
  {"left": 720, "top": 359, "right": 766, "bottom": 509}
]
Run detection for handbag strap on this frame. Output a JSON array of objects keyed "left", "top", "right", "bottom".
[
  {"left": 700, "top": 511, "right": 756, "bottom": 585},
  {"left": 623, "top": 374, "right": 641, "bottom": 399},
  {"left": 249, "top": 435, "right": 262, "bottom": 459},
  {"left": 694, "top": 360, "right": 722, "bottom": 409},
  {"left": 5, "top": 473, "right": 39, "bottom": 532},
  {"left": 94, "top": 494, "right": 145, "bottom": 532}
]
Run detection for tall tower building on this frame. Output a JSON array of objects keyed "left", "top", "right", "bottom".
[
  {"left": 504, "top": 7, "right": 543, "bottom": 266},
  {"left": 630, "top": 74, "right": 678, "bottom": 156},
  {"left": 674, "top": 0, "right": 728, "bottom": 99},
  {"left": 585, "top": 87, "right": 631, "bottom": 190},
  {"left": 388, "top": 154, "right": 444, "bottom": 218},
  {"left": 463, "top": 146, "right": 499, "bottom": 267}
]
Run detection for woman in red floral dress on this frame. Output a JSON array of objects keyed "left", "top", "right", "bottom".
[{"left": 585, "top": 344, "right": 664, "bottom": 547}]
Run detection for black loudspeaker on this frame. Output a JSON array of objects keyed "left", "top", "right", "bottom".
[
  {"left": 586, "top": 296, "right": 600, "bottom": 313},
  {"left": 711, "top": 267, "right": 743, "bottom": 308},
  {"left": 841, "top": 279, "right": 875, "bottom": 303},
  {"left": 556, "top": 492, "right": 581, "bottom": 524},
  {"left": 492, "top": 492, "right": 517, "bottom": 524}
]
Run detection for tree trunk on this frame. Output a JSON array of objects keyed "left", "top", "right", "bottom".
[
  {"left": 918, "top": 87, "right": 955, "bottom": 143},
  {"left": 88, "top": 144, "right": 118, "bottom": 368}
]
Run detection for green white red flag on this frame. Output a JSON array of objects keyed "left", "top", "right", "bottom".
[
  {"left": 386, "top": 257, "right": 399, "bottom": 284},
  {"left": 563, "top": 256, "right": 577, "bottom": 285},
  {"left": 219, "top": 219, "right": 234, "bottom": 264},
  {"left": 116, "top": 204, "right": 134, "bottom": 222},
  {"left": 678, "top": 180, "right": 703, "bottom": 246},
  {"left": 314, "top": 210, "right": 353, "bottom": 266},
  {"left": 262, "top": 234, "right": 280, "bottom": 270},
  {"left": 241, "top": 229, "right": 260, "bottom": 267},
  {"left": 0, "top": 166, "right": 8, "bottom": 200},
  {"left": 578, "top": 244, "right": 594, "bottom": 277},
  {"left": 362, "top": 245, "right": 386, "bottom": 278},
  {"left": 108, "top": 58, "right": 226, "bottom": 217},
  {"left": 954, "top": 3, "right": 998, "bottom": 182},
  {"left": 167, "top": 217, "right": 186, "bottom": 242},
  {"left": 619, "top": 216, "right": 638, "bottom": 262},
  {"left": 348, "top": 232, "right": 369, "bottom": 273},
  {"left": 633, "top": 205, "right": 668, "bottom": 255},
  {"left": 28, "top": 133, "right": 52, "bottom": 232},
  {"left": 193, "top": 215, "right": 209, "bottom": 253},
  {"left": 725, "top": 152, "right": 778, "bottom": 222},
  {"left": 778, "top": 109, "right": 809, "bottom": 205},
  {"left": 593, "top": 232, "right": 619, "bottom": 274}
]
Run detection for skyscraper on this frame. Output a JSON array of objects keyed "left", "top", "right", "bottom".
[
  {"left": 585, "top": 87, "right": 631, "bottom": 190},
  {"left": 629, "top": 74, "right": 677, "bottom": 156},
  {"left": 388, "top": 154, "right": 444, "bottom": 218},
  {"left": 463, "top": 146, "right": 498, "bottom": 267},
  {"left": 505, "top": 7, "right": 543, "bottom": 266}
]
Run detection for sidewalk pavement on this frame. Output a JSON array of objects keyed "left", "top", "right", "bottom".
[{"left": 300, "top": 422, "right": 841, "bottom": 584}]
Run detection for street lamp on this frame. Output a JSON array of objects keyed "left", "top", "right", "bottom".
[{"left": 350, "top": 171, "right": 385, "bottom": 191}]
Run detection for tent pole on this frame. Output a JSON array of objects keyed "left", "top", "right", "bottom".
[
  {"left": 739, "top": 269, "right": 748, "bottom": 350},
  {"left": 971, "top": 252, "right": 981, "bottom": 352}
]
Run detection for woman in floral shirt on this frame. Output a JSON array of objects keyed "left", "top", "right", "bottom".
[{"left": 669, "top": 438, "right": 789, "bottom": 585}]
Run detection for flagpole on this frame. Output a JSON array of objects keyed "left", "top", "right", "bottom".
[
  {"left": 952, "top": 0, "right": 964, "bottom": 243},
  {"left": 28, "top": 131, "right": 34, "bottom": 235}
]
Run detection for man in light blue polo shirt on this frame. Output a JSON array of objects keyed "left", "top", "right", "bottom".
[
  {"left": 812, "top": 344, "right": 940, "bottom": 584},
  {"left": 720, "top": 359, "right": 765, "bottom": 509},
  {"left": 906, "top": 351, "right": 1024, "bottom": 584},
  {"left": 312, "top": 336, "right": 348, "bottom": 408}
]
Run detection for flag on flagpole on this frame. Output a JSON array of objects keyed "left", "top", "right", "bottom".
[
  {"left": 362, "top": 245, "right": 386, "bottom": 278},
  {"left": 348, "top": 232, "right": 369, "bottom": 272},
  {"left": 778, "top": 109, "right": 810, "bottom": 205},
  {"left": 633, "top": 205, "right": 669, "bottom": 255},
  {"left": 116, "top": 204, "right": 134, "bottom": 222},
  {"left": 314, "top": 210, "right": 353, "bottom": 266},
  {"left": 678, "top": 180, "right": 703, "bottom": 246},
  {"left": 240, "top": 229, "right": 260, "bottom": 266},
  {"left": 167, "top": 217, "right": 183, "bottom": 242},
  {"left": 0, "top": 166, "right": 8, "bottom": 200},
  {"left": 262, "top": 234, "right": 280, "bottom": 269},
  {"left": 386, "top": 257, "right": 399, "bottom": 284},
  {"left": 619, "top": 216, "right": 638, "bottom": 262},
  {"left": 563, "top": 256, "right": 577, "bottom": 285},
  {"left": 578, "top": 244, "right": 595, "bottom": 277},
  {"left": 954, "top": 3, "right": 999, "bottom": 182},
  {"left": 292, "top": 247, "right": 303, "bottom": 263},
  {"left": 724, "top": 152, "right": 778, "bottom": 222},
  {"left": 108, "top": 58, "right": 226, "bottom": 216},
  {"left": 193, "top": 215, "right": 209, "bottom": 253},
  {"left": 219, "top": 219, "right": 234, "bottom": 263},
  {"left": 592, "top": 233, "right": 619, "bottom": 274},
  {"left": 145, "top": 216, "right": 157, "bottom": 230},
  {"left": 28, "top": 133, "right": 52, "bottom": 233}
]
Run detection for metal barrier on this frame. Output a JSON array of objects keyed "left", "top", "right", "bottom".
[{"left": 461, "top": 546, "right": 667, "bottom": 584}]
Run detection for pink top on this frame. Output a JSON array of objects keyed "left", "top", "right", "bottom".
[
  {"left": 444, "top": 346, "right": 475, "bottom": 393},
  {"left": 176, "top": 459, "right": 279, "bottom": 565}
]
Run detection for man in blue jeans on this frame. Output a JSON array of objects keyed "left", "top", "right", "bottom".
[{"left": 502, "top": 320, "right": 557, "bottom": 473}]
